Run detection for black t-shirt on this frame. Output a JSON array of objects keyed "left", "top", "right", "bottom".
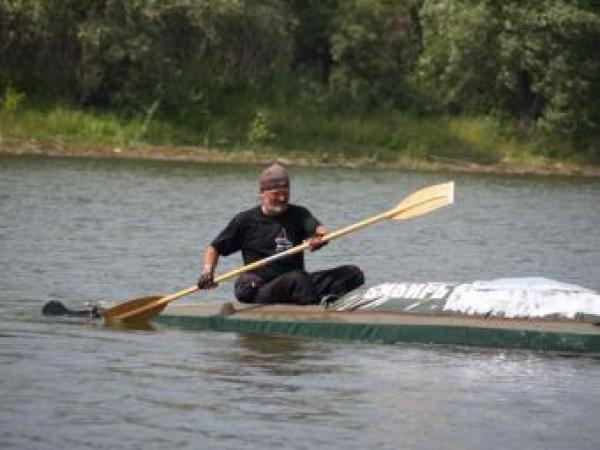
[{"left": 211, "top": 204, "right": 321, "bottom": 281}]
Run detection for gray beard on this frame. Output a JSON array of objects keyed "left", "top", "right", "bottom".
[{"left": 262, "top": 203, "right": 288, "bottom": 216}]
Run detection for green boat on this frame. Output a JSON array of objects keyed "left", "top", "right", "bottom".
[
  {"left": 42, "top": 277, "right": 600, "bottom": 352},
  {"left": 153, "top": 278, "right": 600, "bottom": 353},
  {"left": 154, "top": 302, "right": 600, "bottom": 352}
]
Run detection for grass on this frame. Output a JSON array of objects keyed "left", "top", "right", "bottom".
[
  {"left": 267, "top": 109, "right": 541, "bottom": 164},
  {"left": 0, "top": 95, "right": 590, "bottom": 169},
  {"left": 1, "top": 106, "right": 140, "bottom": 146}
]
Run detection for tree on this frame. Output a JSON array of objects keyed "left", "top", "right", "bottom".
[
  {"left": 287, "top": 0, "right": 338, "bottom": 83},
  {"left": 76, "top": 0, "right": 293, "bottom": 113},
  {"left": 417, "top": 0, "right": 600, "bottom": 142},
  {"left": 328, "top": 0, "right": 421, "bottom": 109}
]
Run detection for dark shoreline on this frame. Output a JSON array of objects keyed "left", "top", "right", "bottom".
[{"left": 2, "top": 138, "right": 599, "bottom": 177}]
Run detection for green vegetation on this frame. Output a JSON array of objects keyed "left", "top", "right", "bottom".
[{"left": 1, "top": 1, "right": 598, "bottom": 166}]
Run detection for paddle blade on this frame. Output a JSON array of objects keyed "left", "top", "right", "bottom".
[
  {"left": 103, "top": 295, "right": 166, "bottom": 323},
  {"left": 391, "top": 181, "right": 454, "bottom": 220}
]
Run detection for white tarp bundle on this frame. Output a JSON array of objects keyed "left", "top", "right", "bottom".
[
  {"left": 443, "top": 278, "right": 600, "bottom": 319},
  {"left": 346, "top": 277, "right": 600, "bottom": 320}
]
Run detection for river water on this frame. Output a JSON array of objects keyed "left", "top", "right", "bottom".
[{"left": 1, "top": 154, "right": 599, "bottom": 449}]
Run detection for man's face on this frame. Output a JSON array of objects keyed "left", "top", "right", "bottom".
[{"left": 260, "top": 188, "right": 290, "bottom": 216}]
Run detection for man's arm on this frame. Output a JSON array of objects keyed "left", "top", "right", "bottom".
[{"left": 197, "top": 245, "right": 220, "bottom": 289}]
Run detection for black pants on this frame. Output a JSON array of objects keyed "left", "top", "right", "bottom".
[{"left": 235, "top": 265, "right": 364, "bottom": 305}]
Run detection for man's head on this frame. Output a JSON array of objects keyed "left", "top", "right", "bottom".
[{"left": 259, "top": 163, "right": 290, "bottom": 216}]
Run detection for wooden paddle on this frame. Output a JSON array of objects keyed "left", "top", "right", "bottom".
[{"left": 103, "top": 181, "right": 454, "bottom": 323}]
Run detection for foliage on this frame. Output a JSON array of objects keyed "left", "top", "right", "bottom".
[
  {"left": 287, "top": 0, "right": 338, "bottom": 82},
  {"left": 0, "top": 1, "right": 293, "bottom": 111},
  {"left": 329, "top": 0, "right": 421, "bottom": 110},
  {"left": 417, "top": 0, "right": 600, "bottom": 143},
  {"left": 1, "top": 86, "right": 25, "bottom": 115},
  {"left": 0, "top": 0, "right": 598, "bottom": 160},
  {"left": 247, "top": 111, "right": 275, "bottom": 147}
]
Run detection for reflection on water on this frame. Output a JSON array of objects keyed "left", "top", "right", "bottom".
[
  {"left": 225, "top": 334, "right": 339, "bottom": 377},
  {"left": 233, "top": 334, "right": 313, "bottom": 363},
  {"left": 1, "top": 155, "right": 600, "bottom": 449},
  {"left": 105, "top": 320, "right": 158, "bottom": 333}
]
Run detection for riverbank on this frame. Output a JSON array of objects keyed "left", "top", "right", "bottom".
[
  {"left": 1, "top": 102, "right": 599, "bottom": 177},
  {"left": 2, "top": 137, "right": 599, "bottom": 177}
]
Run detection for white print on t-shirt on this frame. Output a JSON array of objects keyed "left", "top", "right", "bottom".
[{"left": 275, "top": 228, "right": 293, "bottom": 253}]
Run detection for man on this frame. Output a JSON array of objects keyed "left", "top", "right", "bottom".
[{"left": 197, "top": 163, "right": 364, "bottom": 305}]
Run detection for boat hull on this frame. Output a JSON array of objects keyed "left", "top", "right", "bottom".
[{"left": 153, "top": 303, "right": 600, "bottom": 352}]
